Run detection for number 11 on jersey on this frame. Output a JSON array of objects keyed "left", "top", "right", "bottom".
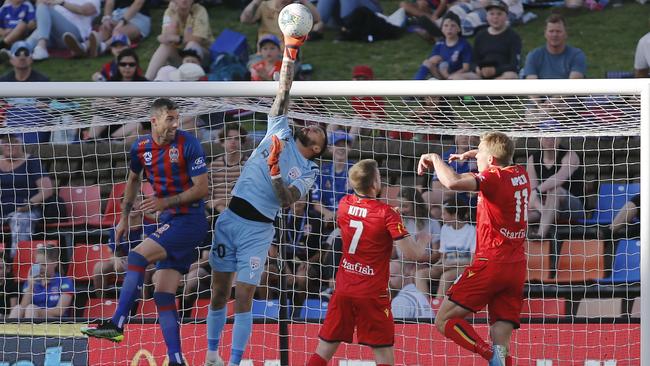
[{"left": 514, "top": 189, "right": 529, "bottom": 222}]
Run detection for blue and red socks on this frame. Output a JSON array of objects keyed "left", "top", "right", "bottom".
[
  {"left": 154, "top": 292, "right": 183, "bottom": 364},
  {"left": 111, "top": 251, "right": 148, "bottom": 328}
]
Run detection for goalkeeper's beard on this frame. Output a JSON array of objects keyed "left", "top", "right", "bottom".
[{"left": 295, "top": 128, "right": 313, "bottom": 149}]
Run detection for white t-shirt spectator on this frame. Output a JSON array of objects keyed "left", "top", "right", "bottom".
[
  {"left": 55, "top": 0, "right": 100, "bottom": 39},
  {"left": 391, "top": 283, "right": 434, "bottom": 319},
  {"left": 439, "top": 223, "right": 476, "bottom": 262},
  {"left": 634, "top": 32, "right": 650, "bottom": 72}
]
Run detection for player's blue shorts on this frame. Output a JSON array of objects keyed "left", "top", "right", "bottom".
[
  {"left": 149, "top": 212, "right": 208, "bottom": 274},
  {"left": 209, "top": 208, "right": 275, "bottom": 285}
]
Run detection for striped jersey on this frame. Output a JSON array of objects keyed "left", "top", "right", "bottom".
[{"left": 130, "top": 130, "right": 207, "bottom": 216}]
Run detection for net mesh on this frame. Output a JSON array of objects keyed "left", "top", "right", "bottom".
[{"left": 0, "top": 91, "right": 641, "bottom": 366}]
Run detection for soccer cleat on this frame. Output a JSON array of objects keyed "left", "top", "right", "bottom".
[
  {"left": 80, "top": 320, "right": 124, "bottom": 342},
  {"left": 204, "top": 355, "right": 224, "bottom": 366},
  {"left": 488, "top": 345, "right": 507, "bottom": 366}
]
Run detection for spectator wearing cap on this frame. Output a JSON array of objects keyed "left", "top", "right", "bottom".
[
  {"left": 91, "top": 33, "right": 131, "bottom": 81},
  {"left": 23, "top": 0, "right": 100, "bottom": 61},
  {"left": 0, "top": 41, "right": 49, "bottom": 81},
  {"left": 144, "top": 0, "right": 212, "bottom": 81},
  {"left": 350, "top": 65, "right": 386, "bottom": 121},
  {"left": 92, "top": 0, "right": 151, "bottom": 57},
  {"left": 310, "top": 131, "right": 354, "bottom": 229},
  {"left": 523, "top": 14, "right": 586, "bottom": 79},
  {"left": 443, "top": 0, "right": 523, "bottom": 37},
  {"left": 241, "top": 0, "right": 322, "bottom": 46},
  {"left": 454, "top": 0, "right": 521, "bottom": 80},
  {"left": 634, "top": 31, "right": 650, "bottom": 78},
  {"left": 413, "top": 13, "right": 472, "bottom": 80},
  {"left": 0, "top": 0, "right": 36, "bottom": 51},
  {"left": 249, "top": 34, "right": 282, "bottom": 81}
]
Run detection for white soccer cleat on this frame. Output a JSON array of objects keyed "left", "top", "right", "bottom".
[{"left": 204, "top": 354, "right": 224, "bottom": 366}]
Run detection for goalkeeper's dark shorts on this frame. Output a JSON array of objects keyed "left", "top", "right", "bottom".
[{"left": 447, "top": 259, "right": 526, "bottom": 329}]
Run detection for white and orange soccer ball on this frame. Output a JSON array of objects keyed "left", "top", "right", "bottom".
[{"left": 278, "top": 3, "right": 313, "bottom": 38}]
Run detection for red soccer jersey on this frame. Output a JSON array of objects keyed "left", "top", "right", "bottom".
[
  {"left": 474, "top": 165, "right": 530, "bottom": 263},
  {"left": 335, "top": 194, "right": 409, "bottom": 297}
]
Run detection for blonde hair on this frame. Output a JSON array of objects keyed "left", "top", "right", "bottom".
[
  {"left": 348, "top": 159, "right": 379, "bottom": 195},
  {"left": 480, "top": 132, "right": 514, "bottom": 166}
]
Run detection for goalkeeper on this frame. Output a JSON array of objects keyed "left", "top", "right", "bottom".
[{"left": 204, "top": 34, "right": 328, "bottom": 366}]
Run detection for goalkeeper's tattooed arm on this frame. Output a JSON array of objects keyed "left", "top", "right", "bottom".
[
  {"left": 271, "top": 177, "right": 302, "bottom": 208},
  {"left": 269, "top": 35, "right": 306, "bottom": 117}
]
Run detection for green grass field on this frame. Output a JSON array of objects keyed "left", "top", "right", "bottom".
[{"left": 0, "top": 0, "right": 647, "bottom": 81}]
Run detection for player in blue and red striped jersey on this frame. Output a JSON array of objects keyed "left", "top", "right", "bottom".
[{"left": 82, "top": 98, "right": 209, "bottom": 366}]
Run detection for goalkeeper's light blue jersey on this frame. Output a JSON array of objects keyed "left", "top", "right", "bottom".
[{"left": 231, "top": 115, "right": 318, "bottom": 220}]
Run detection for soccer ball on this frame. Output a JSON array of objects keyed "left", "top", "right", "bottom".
[{"left": 278, "top": 3, "right": 313, "bottom": 38}]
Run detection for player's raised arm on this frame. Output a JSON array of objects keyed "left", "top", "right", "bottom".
[
  {"left": 269, "top": 35, "right": 306, "bottom": 117},
  {"left": 418, "top": 153, "right": 478, "bottom": 191},
  {"left": 394, "top": 235, "right": 427, "bottom": 262}
]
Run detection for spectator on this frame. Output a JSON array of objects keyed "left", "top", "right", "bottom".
[
  {"left": 240, "top": 0, "right": 322, "bottom": 45},
  {"left": 110, "top": 48, "right": 147, "bottom": 81},
  {"left": 315, "top": 0, "right": 381, "bottom": 30},
  {"left": 609, "top": 193, "right": 640, "bottom": 239},
  {"left": 9, "top": 245, "right": 74, "bottom": 319},
  {"left": 179, "top": 248, "right": 210, "bottom": 317},
  {"left": 454, "top": 0, "right": 521, "bottom": 80},
  {"left": 416, "top": 198, "right": 475, "bottom": 298},
  {"left": 634, "top": 31, "right": 650, "bottom": 78},
  {"left": 396, "top": 187, "right": 441, "bottom": 262},
  {"left": 422, "top": 134, "right": 479, "bottom": 219},
  {"left": 24, "top": 0, "right": 100, "bottom": 61},
  {"left": 279, "top": 198, "right": 326, "bottom": 308},
  {"left": 144, "top": 0, "right": 212, "bottom": 81},
  {"left": 389, "top": 260, "right": 434, "bottom": 319},
  {"left": 92, "top": 0, "right": 151, "bottom": 57},
  {"left": 443, "top": 0, "right": 523, "bottom": 37},
  {"left": 91, "top": 33, "right": 131, "bottom": 81},
  {"left": 413, "top": 13, "right": 472, "bottom": 80},
  {"left": 0, "top": 134, "right": 54, "bottom": 258},
  {"left": 249, "top": 34, "right": 282, "bottom": 81},
  {"left": 93, "top": 196, "right": 156, "bottom": 299},
  {"left": 523, "top": 14, "right": 586, "bottom": 79},
  {"left": 0, "top": 0, "right": 36, "bottom": 53},
  {"left": 207, "top": 124, "right": 249, "bottom": 215},
  {"left": 311, "top": 131, "right": 353, "bottom": 230},
  {"left": 178, "top": 45, "right": 203, "bottom": 65},
  {"left": 527, "top": 133, "right": 584, "bottom": 238},
  {"left": 0, "top": 254, "right": 19, "bottom": 319},
  {"left": 400, "top": 0, "right": 446, "bottom": 21},
  {"left": 0, "top": 41, "right": 49, "bottom": 81}
]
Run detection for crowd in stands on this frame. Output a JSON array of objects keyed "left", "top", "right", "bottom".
[{"left": 0, "top": 0, "right": 646, "bottom": 321}]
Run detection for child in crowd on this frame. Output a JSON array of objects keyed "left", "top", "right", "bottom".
[
  {"left": 0, "top": 0, "right": 35, "bottom": 52},
  {"left": 91, "top": 34, "right": 131, "bottom": 81},
  {"left": 413, "top": 13, "right": 472, "bottom": 80},
  {"left": 249, "top": 34, "right": 282, "bottom": 81}
]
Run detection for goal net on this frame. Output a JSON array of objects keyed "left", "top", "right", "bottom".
[{"left": 0, "top": 80, "right": 646, "bottom": 366}]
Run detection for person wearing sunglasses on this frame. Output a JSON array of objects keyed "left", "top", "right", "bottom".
[
  {"left": 0, "top": 41, "right": 49, "bottom": 82},
  {"left": 110, "top": 47, "right": 146, "bottom": 81}
]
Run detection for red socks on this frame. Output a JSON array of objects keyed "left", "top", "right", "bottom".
[
  {"left": 307, "top": 353, "right": 328, "bottom": 366},
  {"left": 444, "top": 318, "right": 493, "bottom": 360}
]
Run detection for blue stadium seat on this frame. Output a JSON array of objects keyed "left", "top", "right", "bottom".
[
  {"left": 599, "top": 239, "right": 641, "bottom": 284},
  {"left": 580, "top": 183, "right": 640, "bottom": 225},
  {"left": 297, "top": 299, "right": 329, "bottom": 321},
  {"left": 251, "top": 299, "right": 281, "bottom": 319}
]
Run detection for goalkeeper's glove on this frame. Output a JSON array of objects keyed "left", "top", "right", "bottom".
[
  {"left": 268, "top": 135, "right": 284, "bottom": 179},
  {"left": 283, "top": 35, "right": 307, "bottom": 61}
]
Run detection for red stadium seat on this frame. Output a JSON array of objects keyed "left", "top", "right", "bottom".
[
  {"left": 13, "top": 240, "right": 59, "bottom": 282},
  {"left": 521, "top": 298, "right": 566, "bottom": 318},
  {"left": 102, "top": 182, "right": 156, "bottom": 227},
  {"left": 526, "top": 240, "right": 552, "bottom": 282},
  {"left": 136, "top": 297, "right": 181, "bottom": 317},
  {"left": 554, "top": 240, "right": 604, "bottom": 283},
  {"left": 50, "top": 186, "right": 103, "bottom": 228},
  {"left": 84, "top": 298, "right": 119, "bottom": 319},
  {"left": 67, "top": 244, "right": 112, "bottom": 282}
]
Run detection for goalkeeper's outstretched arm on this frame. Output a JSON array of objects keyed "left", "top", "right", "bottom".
[{"left": 269, "top": 35, "right": 306, "bottom": 117}]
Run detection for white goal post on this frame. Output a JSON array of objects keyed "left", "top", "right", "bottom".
[{"left": 0, "top": 79, "right": 646, "bottom": 366}]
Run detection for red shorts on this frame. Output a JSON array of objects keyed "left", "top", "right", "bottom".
[
  {"left": 318, "top": 292, "right": 394, "bottom": 347},
  {"left": 446, "top": 259, "right": 526, "bottom": 328}
]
